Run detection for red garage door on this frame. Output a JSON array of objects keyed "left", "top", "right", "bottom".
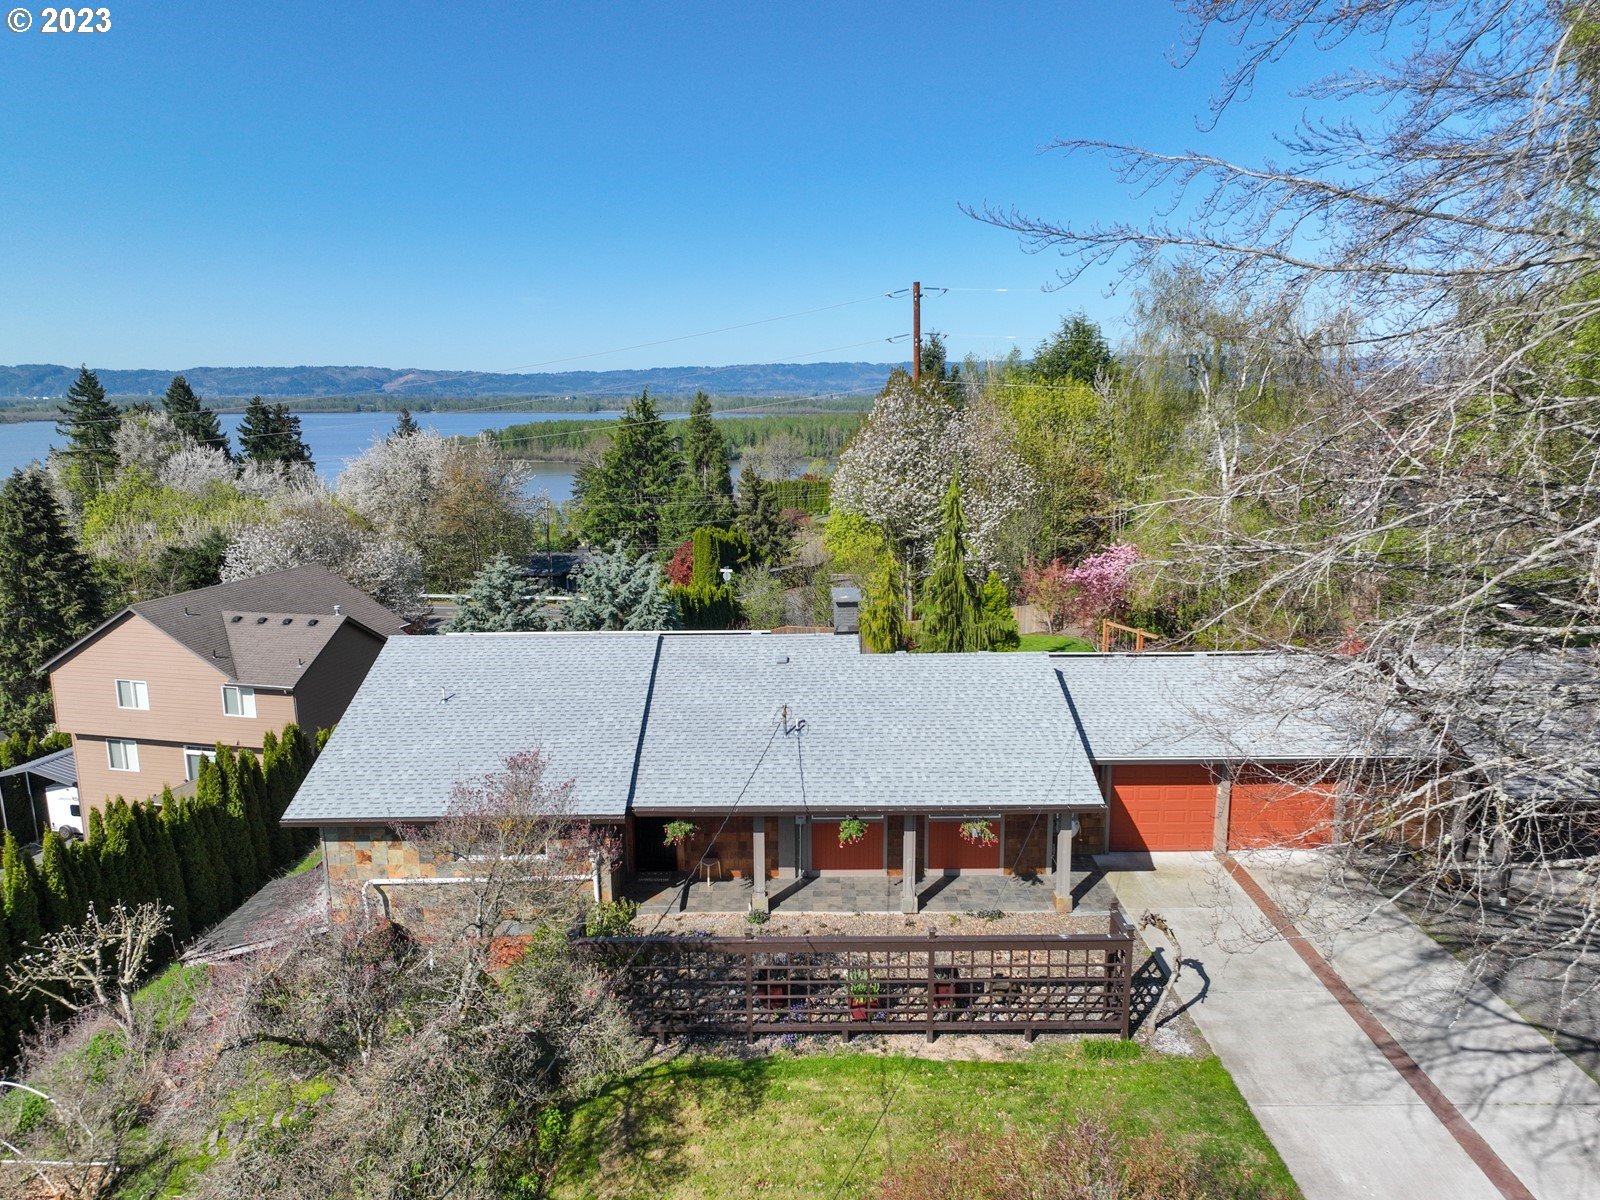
[
  {"left": 1228, "top": 767, "right": 1336, "bottom": 848},
  {"left": 811, "top": 819, "right": 885, "bottom": 871},
  {"left": 926, "top": 819, "right": 1002, "bottom": 872},
  {"left": 1110, "top": 765, "right": 1217, "bottom": 851}
]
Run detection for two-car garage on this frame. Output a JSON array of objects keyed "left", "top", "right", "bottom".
[{"left": 1108, "top": 763, "right": 1337, "bottom": 851}]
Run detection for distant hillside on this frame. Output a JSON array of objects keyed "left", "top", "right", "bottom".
[{"left": 0, "top": 361, "right": 901, "bottom": 402}]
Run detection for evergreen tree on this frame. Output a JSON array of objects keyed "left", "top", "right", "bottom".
[
  {"left": 449, "top": 555, "right": 549, "bottom": 632},
  {"left": 735, "top": 469, "right": 791, "bottom": 565},
  {"left": 238, "top": 397, "right": 315, "bottom": 468},
  {"left": 859, "top": 553, "right": 908, "bottom": 654},
  {"left": 918, "top": 475, "right": 985, "bottom": 653},
  {"left": 54, "top": 366, "right": 120, "bottom": 498},
  {"left": 1032, "top": 314, "right": 1115, "bottom": 384},
  {"left": 220, "top": 748, "right": 261, "bottom": 900},
  {"left": 101, "top": 798, "right": 156, "bottom": 906},
  {"left": 1, "top": 831, "right": 42, "bottom": 952},
  {"left": 162, "top": 374, "right": 232, "bottom": 457},
  {"left": 37, "top": 829, "right": 75, "bottom": 933},
  {"left": 565, "top": 541, "right": 680, "bottom": 631},
  {"left": 664, "top": 391, "right": 733, "bottom": 542},
  {"left": 166, "top": 799, "right": 213, "bottom": 931},
  {"left": 86, "top": 805, "right": 106, "bottom": 850},
  {"left": 237, "top": 751, "right": 273, "bottom": 881},
  {"left": 149, "top": 797, "right": 190, "bottom": 942},
  {"left": 392, "top": 407, "right": 421, "bottom": 439},
  {"left": 69, "top": 837, "right": 103, "bottom": 917},
  {"left": 0, "top": 468, "right": 104, "bottom": 737},
  {"left": 979, "top": 571, "right": 1022, "bottom": 651},
  {"left": 574, "top": 390, "right": 682, "bottom": 551}
]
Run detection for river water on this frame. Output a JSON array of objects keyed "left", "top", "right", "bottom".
[{"left": 0, "top": 409, "right": 600, "bottom": 502}]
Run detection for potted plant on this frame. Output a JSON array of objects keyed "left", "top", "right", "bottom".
[
  {"left": 932, "top": 966, "right": 963, "bottom": 1009},
  {"left": 837, "top": 817, "right": 868, "bottom": 847},
  {"left": 662, "top": 820, "right": 697, "bottom": 848},
  {"left": 958, "top": 819, "right": 998, "bottom": 847},
  {"left": 847, "top": 968, "right": 880, "bottom": 1021}
]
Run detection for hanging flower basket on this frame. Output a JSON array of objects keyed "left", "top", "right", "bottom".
[
  {"left": 837, "top": 817, "right": 869, "bottom": 847},
  {"left": 663, "top": 820, "right": 698, "bottom": 848},
  {"left": 959, "top": 819, "right": 998, "bottom": 847}
]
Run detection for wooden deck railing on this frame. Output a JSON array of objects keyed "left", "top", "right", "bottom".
[{"left": 575, "top": 905, "right": 1138, "bottom": 1041}]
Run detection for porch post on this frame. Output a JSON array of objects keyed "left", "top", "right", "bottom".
[
  {"left": 1212, "top": 763, "right": 1233, "bottom": 855},
  {"left": 752, "top": 815, "right": 769, "bottom": 913},
  {"left": 1054, "top": 814, "right": 1079, "bottom": 913},
  {"left": 776, "top": 815, "right": 797, "bottom": 879},
  {"left": 901, "top": 815, "right": 917, "bottom": 914}
]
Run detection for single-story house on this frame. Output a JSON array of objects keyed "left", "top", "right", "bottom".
[{"left": 281, "top": 631, "right": 1360, "bottom": 922}]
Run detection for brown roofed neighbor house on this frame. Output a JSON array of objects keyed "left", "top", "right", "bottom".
[{"left": 43, "top": 566, "right": 410, "bottom": 829}]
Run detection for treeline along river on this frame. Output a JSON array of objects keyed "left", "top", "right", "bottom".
[{"left": 0, "top": 409, "right": 864, "bottom": 505}]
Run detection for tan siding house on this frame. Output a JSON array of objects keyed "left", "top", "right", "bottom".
[{"left": 43, "top": 566, "right": 408, "bottom": 817}]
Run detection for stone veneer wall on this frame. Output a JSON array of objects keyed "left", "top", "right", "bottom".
[{"left": 321, "top": 824, "right": 609, "bottom": 928}]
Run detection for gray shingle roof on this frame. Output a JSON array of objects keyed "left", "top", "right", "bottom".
[
  {"left": 222, "top": 611, "right": 381, "bottom": 688},
  {"left": 633, "top": 638, "right": 1105, "bottom": 812},
  {"left": 41, "top": 565, "right": 408, "bottom": 683},
  {"left": 281, "top": 632, "right": 664, "bottom": 824},
  {"left": 1056, "top": 652, "right": 1358, "bottom": 762}
]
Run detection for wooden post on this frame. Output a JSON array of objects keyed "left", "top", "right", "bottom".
[
  {"left": 901, "top": 815, "right": 918, "bottom": 914},
  {"left": 1212, "top": 765, "right": 1233, "bottom": 855},
  {"left": 1054, "top": 814, "right": 1078, "bottom": 912},
  {"left": 752, "top": 815, "right": 769, "bottom": 913}
]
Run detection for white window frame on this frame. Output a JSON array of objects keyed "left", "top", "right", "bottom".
[
  {"left": 221, "top": 684, "right": 256, "bottom": 718},
  {"left": 183, "top": 745, "right": 214, "bottom": 783},
  {"left": 107, "top": 739, "right": 140, "bottom": 772},
  {"left": 115, "top": 679, "right": 149, "bottom": 710}
]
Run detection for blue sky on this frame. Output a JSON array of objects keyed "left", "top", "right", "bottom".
[{"left": 0, "top": 2, "right": 1335, "bottom": 373}]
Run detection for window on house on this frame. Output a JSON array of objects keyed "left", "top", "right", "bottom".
[
  {"left": 115, "top": 679, "right": 149, "bottom": 710},
  {"left": 107, "top": 739, "right": 140, "bottom": 772},
  {"left": 221, "top": 685, "right": 256, "bottom": 718},
  {"left": 184, "top": 745, "right": 214, "bottom": 782}
]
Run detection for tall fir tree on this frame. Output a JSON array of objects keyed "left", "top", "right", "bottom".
[
  {"left": 918, "top": 475, "right": 985, "bottom": 653},
  {"left": 665, "top": 391, "right": 733, "bottom": 543},
  {"left": 0, "top": 468, "right": 104, "bottom": 737},
  {"left": 54, "top": 366, "right": 120, "bottom": 498},
  {"left": 167, "top": 798, "right": 216, "bottom": 931},
  {"left": 574, "top": 389, "right": 682, "bottom": 551},
  {"left": 449, "top": 555, "right": 548, "bottom": 632},
  {"left": 979, "top": 571, "right": 1021, "bottom": 650},
  {"left": 162, "top": 374, "right": 232, "bottom": 458},
  {"left": 238, "top": 397, "right": 315, "bottom": 468},
  {"left": 735, "top": 469, "right": 791, "bottom": 565}
]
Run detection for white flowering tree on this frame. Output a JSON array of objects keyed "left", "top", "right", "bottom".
[
  {"left": 831, "top": 376, "right": 1036, "bottom": 574},
  {"left": 223, "top": 490, "right": 424, "bottom": 614}
]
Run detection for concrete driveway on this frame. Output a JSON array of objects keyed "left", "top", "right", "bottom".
[{"left": 1100, "top": 851, "right": 1600, "bottom": 1200}]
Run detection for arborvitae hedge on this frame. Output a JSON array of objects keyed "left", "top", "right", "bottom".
[
  {"left": 0, "top": 722, "right": 321, "bottom": 1066},
  {"left": 769, "top": 477, "right": 830, "bottom": 515},
  {"left": 669, "top": 582, "right": 743, "bottom": 630}
]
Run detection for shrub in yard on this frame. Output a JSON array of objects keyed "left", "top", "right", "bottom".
[
  {"left": 583, "top": 898, "right": 639, "bottom": 937},
  {"left": 873, "top": 1113, "right": 1293, "bottom": 1200}
]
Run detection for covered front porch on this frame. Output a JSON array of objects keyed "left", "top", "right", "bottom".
[
  {"left": 623, "top": 858, "right": 1117, "bottom": 916},
  {"left": 626, "top": 808, "right": 1107, "bottom": 914}
]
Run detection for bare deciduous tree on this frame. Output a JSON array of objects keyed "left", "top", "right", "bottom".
[
  {"left": 7, "top": 903, "right": 171, "bottom": 1044},
  {"left": 975, "top": 0, "right": 1600, "bottom": 1035}
]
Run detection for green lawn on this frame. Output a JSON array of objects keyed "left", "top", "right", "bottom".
[
  {"left": 551, "top": 1044, "right": 1296, "bottom": 1200},
  {"left": 1015, "top": 632, "right": 1096, "bottom": 652}
]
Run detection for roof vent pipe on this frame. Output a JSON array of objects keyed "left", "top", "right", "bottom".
[{"left": 334, "top": 604, "right": 342, "bottom": 615}]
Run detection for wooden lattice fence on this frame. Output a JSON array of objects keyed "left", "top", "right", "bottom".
[{"left": 575, "top": 907, "right": 1137, "bottom": 1041}]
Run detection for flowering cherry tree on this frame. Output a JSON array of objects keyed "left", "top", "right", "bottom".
[{"left": 1022, "top": 542, "right": 1140, "bottom": 633}]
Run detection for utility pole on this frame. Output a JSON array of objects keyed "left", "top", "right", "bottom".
[{"left": 911, "top": 280, "right": 922, "bottom": 383}]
